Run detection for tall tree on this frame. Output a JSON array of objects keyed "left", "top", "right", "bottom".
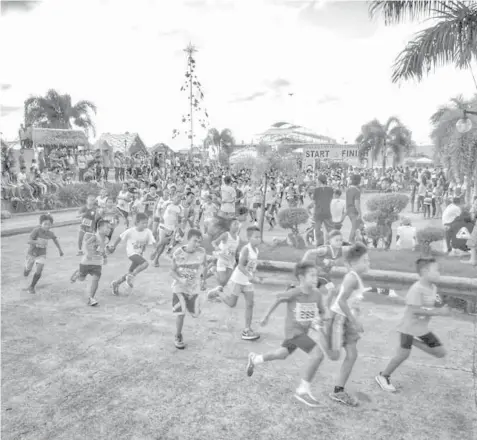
[
  {"left": 430, "top": 94, "right": 477, "bottom": 202},
  {"left": 356, "top": 117, "right": 413, "bottom": 171},
  {"left": 203, "top": 128, "right": 236, "bottom": 164},
  {"left": 369, "top": 1, "right": 477, "bottom": 85},
  {"left": 24, "top": 89, "right": 97, "bottom": 136}
]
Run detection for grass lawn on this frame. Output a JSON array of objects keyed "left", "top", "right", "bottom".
[
  {"left": 259, "top": 245, "right": 477, "bottom": 279},
  {"left": 1, "top": 225, "right": 476, "bottom": 440}
]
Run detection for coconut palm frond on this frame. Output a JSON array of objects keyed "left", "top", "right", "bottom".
[
  {"left": 391, "top": 2, "right": 477, "bottom": 83},
  {"left": 368, "top": 0, "right": 453, "bottom": 24},
  {"left": 74, "top": 100, "right": 97, "bottom": 115}
]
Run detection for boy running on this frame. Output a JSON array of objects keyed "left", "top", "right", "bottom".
[
  {"left": 143, "top": 183, "right": 159, "bottom": 228},
  {"left": 246, "top": 262, "right": 329, "bottom": 407},
  {"left": 375, "top": 257, "right": 449, "bottom": 393},
  {"left": 70, "top": 219, "right": 110, "bottom": 306},
  {"left": 171, "top": 229, "right": 207, "bottom": 349},
  {"left": 24, "top": 214, "right": 64, "bottom": 294},
  {"left": 328, "top": 242, "right": 370, "bottom": 406},
  {"left": 98, "top": 197, "right": 120, "bottom": 241},
  {"left": 109, "top": 213, "right": 155, "bottom": 293},
  {"left": 116, "top": 182, "right": 132, "bottom": 228},
  {"left": 77, "top": 194, "right": 98, "bottom": 256},
  {"left": 151, "top": 189, "right": 170, "bottom": 239},
  {"left": 209, "top": 226, "right": 262, "bottom": 341}
]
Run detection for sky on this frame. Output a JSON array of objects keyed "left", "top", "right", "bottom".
[{"left": 1, "top": 0, "right": 476, "bottom": 150}]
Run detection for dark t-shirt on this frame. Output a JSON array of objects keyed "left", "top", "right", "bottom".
[
  {"left": 313, "top": 186, "right": 333, "bottom": 220},
  {"left": 346, "top": 186, "right": 361, "bottom": 215},
  {"left": 28, "top": 227, "right": 57, "bottom": 257}
]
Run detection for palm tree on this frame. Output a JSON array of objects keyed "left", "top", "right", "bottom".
[
  {"left": 369, "top": 1, "right": 477, "bottom": 85},
  {"left": 430, "top": 94, "right": 477, "bottom": 202},
  {"left": 356, "top": 117, "right": 413, "bottom": 172},
  {"left": 203, "top": 128, "right": 236, "bottom": 164},
  {"left": 24, "top": 89, "right": 97, "bottom": 137}
]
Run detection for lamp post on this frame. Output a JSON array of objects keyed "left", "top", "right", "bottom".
[{"left": 456, "top": 109, "right": 477, "bottom": 134}]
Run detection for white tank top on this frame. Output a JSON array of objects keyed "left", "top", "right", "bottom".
[
  {"left": 219, "top": 232, "right": 240, "bottom": 261},
  {"left": 230, "top": 243, "right": 259, "bottom": 285},
  {"left": 330, "top": 271, "right": 365, "bottom": 317}
]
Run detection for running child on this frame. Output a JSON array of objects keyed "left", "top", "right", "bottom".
[
  {"left": 328, "top": 242, "right": 370, "bottom": 406},
  {"left": 171, "top": 228, "right": 207, "bottom": 349},
  {"left": 142, "top": 183, "right": 159, "bottom": 228},
  {"left": 98, "top": 197, "right": 120, "bottom": 241},
  {"left": 70, "top": 219, "right": 110, "bottom": 306},
  {"left": 202, "top": 195, "right": 219, "bottom": 234},
  {"left": 96, "top": 188, "right": 108, "bottom": 209},
  {"left": 116, "top": 182, "right": 132, "bottom": 228},
  {"left": 301, "top": 230, "right": 344, "bottom": 307},
  {"left": 207, "top": 218, "right": 241, "bottom": 296},
  {"left": 109, "top": 213, "right": 155, "bottom": 293},
  {"left": 209, "top": 225, "right": 262, "bottom": 341},
  {"left": 246, "top": 262, "right": 329, "bottom": 407},
  {"left": 77, "top": 194, "right": 99, "bottom": 256},
  {"left": 151, "top": 188, "right": 170, "bottom": 239},
  {"left": 24, "top": 214, "right": 64, "bottom": 294},
  {"left": 375, "top": 257, "right": 449, "bottom": 393}
]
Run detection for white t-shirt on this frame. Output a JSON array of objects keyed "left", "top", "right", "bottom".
[
  {"left": 119, "top": 227, "right": 155, "bottom": 257},
  {"left": 396, "top": 225, "right": 416, "bottom": 250},
  {"left": 221, "top": 184, "right": 236, "bottom": 213},
  {"left": 163, "top": 203, "right": 182, "bottom": 230},
  {"left": 442, "top": 204, "right": 461, "bottom": 226},
  {"left": 117, "top": 191, "right": 131, "bottom": 212},
  {"left": 330, "top": 199, "right": 346, "bottom": 223}
]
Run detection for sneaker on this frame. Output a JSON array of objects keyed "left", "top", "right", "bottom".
[
  {"left": 375, "top": 373, "right": 396, "bottom": 392},
  {"left": 88, "top": 298, "right": 99, "bottom": 307},
  {"left": 207, "top": 286, "right": 222, "bottom": 301},
  {"left": 246, "top": 353, "right": 256, "bottom": 377},
  {"left": 329, "top": 390, "right": 359, "bottom": 407},
  {"left": 110, "top": 281, "right": 119, "bottom": 296},
  {"left": 76, "top": 251, "right": 84, "bottom": 256},
  {"left": 295, "top": 391, "right": 320, "bottom": 408},
  {"left": 174, "top": 334, "right": 186, "bottom": 349},
  {"left": 70, "top": 269, "right": 79, "bottom": 283},
  {"left": 27, "top": 286, "right": 36, "bottom": 294},
  {"left": 126, "top": 274, "right": 135, "bottom": 288},
  {"left": 242, "top": 328, "right": 260, "bottom": 341}
]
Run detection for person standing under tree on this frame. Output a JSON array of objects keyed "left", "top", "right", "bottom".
[
  {"left": 313, "top": 174, "right": 334, "bottom": 246},
  {"left": 345, "top": 174, "right": 362, "bottom": 243}
]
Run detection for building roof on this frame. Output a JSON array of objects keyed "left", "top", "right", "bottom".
[
  {"left": 258, "top": 122, "right": 336, "bottom": 146},
  {"left": 21, "top": 127, "right": 89, "bottom": 147},
  {"left": 149, "top": 143, "right": 173, "bottom": 154},
  {"left": 94, "top": 133, "right": 147, "bottom": 155}
]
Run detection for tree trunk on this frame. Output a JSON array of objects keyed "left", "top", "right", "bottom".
[
  {"left": 259, "top": 173, "right": 268, "bottom": 242},
  {"left": 382, "top": 141, "right": 386, "bottom": 175}
]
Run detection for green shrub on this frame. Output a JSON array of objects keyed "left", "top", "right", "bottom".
[
  {"left": 57, "top": 182, "right": 122, "bottom": 207},
  {"left": 416, "top": 226, "right": 445, "bottom": 255},
  {"left": 364, "top": 193, "right": 409, "bottom": 224},
  {"left": 1, "top": 210, "right": 12, "bottom": 220},
  {"left": 277, "top": 208, "right": 309, "bottom": 234}
]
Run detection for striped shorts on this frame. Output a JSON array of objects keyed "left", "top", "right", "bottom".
[{"left": 328, "top": 312, "right": 361, "bottom": 352}]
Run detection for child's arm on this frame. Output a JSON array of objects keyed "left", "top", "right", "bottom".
[
  {"left": 260, "top": 297, "right": 287, "bottom": 326},
  {"left": 336, "top": 274, "right": 361, "bottom": 327},
  {"left": 410, "top": 305, "right": 450, "bottom": 317},
  {"left": 170, "top": 256, "right": 185, "bottom": 284},
  {"left": 212, "top": 232, "right": 227, "bottom": 249},
  {"left": 52, "top": 237, "right": 64, "bottom": 256},
  {"left": 237, "top": 246, "right": 251, "bottom": 278},
  {"left": 76, "top": 207, "right": 85, "bottom": 219},
  {"left": 201, "top": 252, "right": 208, "bottom": 289},
  {"left": 27, "top": 229, "right": 39, "bottom": 246}
]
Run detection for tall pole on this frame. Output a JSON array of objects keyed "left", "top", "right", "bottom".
[{"left": 184, "top": 42, "right": 197, "bottom": 151}]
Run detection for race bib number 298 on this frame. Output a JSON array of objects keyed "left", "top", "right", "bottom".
[{"left": 295, "top": 303, "right": 318, "bottom": 322}]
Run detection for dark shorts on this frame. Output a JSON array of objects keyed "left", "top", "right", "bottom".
[
  {"left": 281, "top": 333, "right": 316, "bottom": 354},
  {"left": 79, "top": 264, "right": 102, "bottom": 279},
  {"left": 172, "top": 292, "right": 201, "bottom": 317},
  {"left": 128, "top": 254, "right": 147, "bottom": 272},
  {"left": 329, "top": 312, "right": 361, "bottom": 351},
  {"left": 400, "top": 332, "right": 442, "bottom": 349}
]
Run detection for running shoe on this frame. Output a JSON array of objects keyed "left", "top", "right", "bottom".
[
  {"left": 174, "top": 334, "right": 186, "bottom": 349},
  {"left": 329, "top": 391, "right": 359, "bottom": 407},
  {"left": 88, "top": 298, "right": 99, "bottom": 307},
  {"left": 27, "top": 286, "right": 36, "bottom": 295},
  {"left": 295, "top": 391, "right": 320, "bottom": 408},
  {"left": 70, "top": 269, "right": 79, "bottom": 283},
  {"left": 207, "top": 286, "right": 222, "bottom": 301},
  {"left": 246, "top": 353, "right": 256, "bottom": 377},
  {"left": 126, "top": 274, "right": 135, "bottom": 288},
  {"left": 241, "top": 328, "right": 260, "bottom": 341},
  {"left": 375, "top": 373, "right": 396, "bottom": 392},
  {"left": 110, "top": 281, "right": 119, "bottom": 296}
]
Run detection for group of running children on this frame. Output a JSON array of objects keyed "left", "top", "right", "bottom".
[{"left": 23, "top": 181, "right": 451, "bottom": 408}]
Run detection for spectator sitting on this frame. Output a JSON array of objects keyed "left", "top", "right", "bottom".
[
  {"left": 464, "top": 196, "right": 477, "bottom": 266},
  {"left": 1, "top": 170, "right": 17, "bottom": 199},
  {"left": 396, "top": 217, "right": 416, "bottom": 250},
  {"left": 17, "top": 166, "right": 35, "bottom": 199}
]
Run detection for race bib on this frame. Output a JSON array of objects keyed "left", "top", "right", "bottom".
[
  {"left": 36, "top": 238, "right": 48, "bottom": 248},
  {"left": 295, "top": 303, "right": 318, "bottom": 322},
  {"left": 82, "top": 218, "right": 92, "bottom": 227}
]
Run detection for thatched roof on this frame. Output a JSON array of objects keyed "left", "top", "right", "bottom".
[
  {"left": 94, "top": 133, "right": 147, "bottom": 155},
  {"left": 149, "top": 143, "right": 173, "bottom": 154},
  {"left": 23, "top": 128, "right": 89, "bottom": 147}
]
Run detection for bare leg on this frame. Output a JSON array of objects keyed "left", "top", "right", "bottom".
[{"left": 335, "top": 342, "right": 358, "bottom": 387}]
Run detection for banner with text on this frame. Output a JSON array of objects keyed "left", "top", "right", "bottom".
[{"left": 303, "top": 144, "right": 367, "bottom": 170}]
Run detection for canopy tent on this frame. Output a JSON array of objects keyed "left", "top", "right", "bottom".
[
  {"left": 94, "top": 133, "right": 148, "bottom": 156},
  {"left": 405, "top": 156, "right": 434, "bottom": 166}
]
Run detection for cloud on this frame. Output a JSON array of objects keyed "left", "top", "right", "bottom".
[
  {"left": 316, "top": 94, "right": 340, "bottom": 105},
  {"left": 1, "top": 83, "right": 12, "bottom": 91},
  {"left": 1, "top": 105, "right": 22, "bottom": 116},
  {"left": 1, "top": 1, "right": 41, "bottom": 16},
  {"left": 267, "top": 78, "right": 291, "bottom": 90},
  {"left": 230, "top": 91, "right": 267, "bottom": 103}
]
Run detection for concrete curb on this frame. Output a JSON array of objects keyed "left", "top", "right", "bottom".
[
  {"left": 1, "top": 219, "right": 80, "bottom": 237},
  {"left": 10, "top": 207, "right": 78, "bottom": 218},
  {"left": 257, "top": 260, "right": 477, "bottom": 298}
]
